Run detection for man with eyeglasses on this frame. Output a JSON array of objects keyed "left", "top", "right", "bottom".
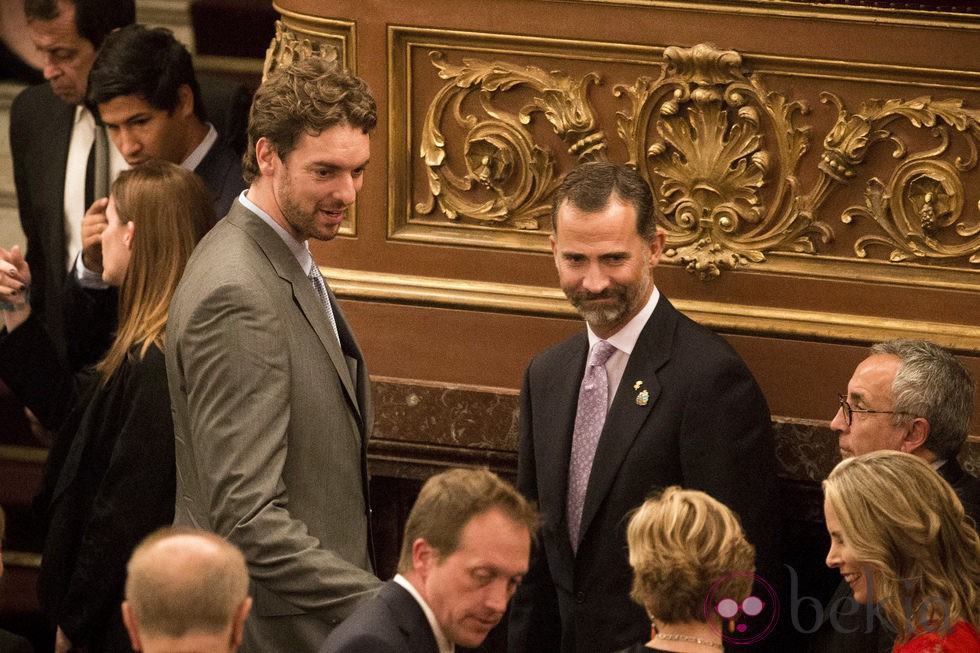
[{"left": 809, "top": 338, "right": 978, "bottom": 653}]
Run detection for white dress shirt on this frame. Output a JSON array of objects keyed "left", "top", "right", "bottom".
[{"left": 584, "top": 286, "right": 661, "bottom": 410}]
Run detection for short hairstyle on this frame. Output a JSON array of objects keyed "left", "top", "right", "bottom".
[
  {"left": 868, "top": 339, "right": 975, "bottom": 461},
  {"left": 627, "top": 486, "right": 755, "bottom": 624},
  {"left": 396, "top": 468, "right": 538, "bottom": 573},
  {"left": 25, "top": 0, "right": 134, "bottom": 49},
  {"left": 823, "top": 451, "right": 980, "bottom": 642},
  {"left": 241, "top": 56, "right": 377, "bottom": 184},
  {"left": 95, "top": 160, "right": 214, "bottom": 383},
  {"left": 86, "top": 25, "right": 205, "bottom": 122},
  {"left": 125, "top": 527, "right": 249, "bottom": 638},
  {"left": 550, "top": 162, "right": 657, "bottom": 240}
]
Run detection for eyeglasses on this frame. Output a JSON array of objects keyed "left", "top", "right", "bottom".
[{"left": 836, "top": 393, "right": 901, "bottom": 426}]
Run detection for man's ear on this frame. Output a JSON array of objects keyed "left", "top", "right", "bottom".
[
  {"left": 412, "top": 538, "right": 437, "bottom": 580},
  {"left": 121, "top": 601, "right": 143, "bottom": 651},
  {"left": 648, "top": 229, "right": 666, "bottom": 268},
  {"left": 230, "top": 597, "right": 253, "bottom": 649},
  {"left": 255, "top": 137, "right": 279, "bottom": 177},
  {"left": 901, "top": 417, "right": 931, "bottom": 455},
  {"left": 176, "top": 84, "right": 195, "bottom": 119}
]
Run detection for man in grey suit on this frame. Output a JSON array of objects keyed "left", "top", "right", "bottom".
[{"left": 165, "top": 57, "right": 382, "bottom": 652}]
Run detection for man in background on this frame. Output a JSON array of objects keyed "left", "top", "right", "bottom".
[
  {"left": 811, "top": 338, "right": 978, "bottom": 653},
  {"left": 122, "top": 528, "right": 251, "bottom": 653},
  {"left": 64, "top": 23, "right": 244, "bottom": 368},
  {"left": 322, "top": 468, "right": 537, "bottom": 653},
  {"left": 10, "top": 0, "right": 134, "bottom": 358}
]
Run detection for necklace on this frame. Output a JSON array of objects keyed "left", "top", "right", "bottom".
[{"left": 655, "top": 632, "right": 724, "bottom": 649}]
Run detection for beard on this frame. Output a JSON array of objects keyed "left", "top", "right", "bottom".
[
  {"left": 565, "top": 276, "right": 649, "bottom": 332},
  {"left": 275, "top": 169, "right": 345, "bottom": 242}
]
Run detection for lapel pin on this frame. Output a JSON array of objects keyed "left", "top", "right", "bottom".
[
  {"left": 633, "top": 380, "right": 643, "bottom": 390},
  {"left": 636, "top": 389, "right": 650, "bottom": 406}
]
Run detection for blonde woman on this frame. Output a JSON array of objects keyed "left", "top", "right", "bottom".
[
  {"left": 616, "top": 486, "right": 756, "bottom": 652},
  {"left": 0, "top": 161, "right": 213, "bottom": 653},
  {"left": 823, "top": 450, "right": 980, "bottom": 652}
]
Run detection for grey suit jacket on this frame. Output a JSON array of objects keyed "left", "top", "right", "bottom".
[{"left": 166, "top": 200, "right": 381, "bottom": 652}]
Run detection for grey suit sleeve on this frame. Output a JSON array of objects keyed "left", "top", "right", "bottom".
[{"left": 175, "top": 277, "right": 379, "bottom": 618}]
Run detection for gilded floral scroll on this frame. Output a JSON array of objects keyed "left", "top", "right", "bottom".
[
  {"left": 413, "top": 43, "right": 980, "bottom": 279},
  {"left": 416, "top": 53, "right": 607, "bottom": 231}
]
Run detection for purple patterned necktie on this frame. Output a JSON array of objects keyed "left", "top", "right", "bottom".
[{"left": 567, "top": 339, "right": 617, "bottom": 552}]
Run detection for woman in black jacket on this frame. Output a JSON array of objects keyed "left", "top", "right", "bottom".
[{"left": 0, "top": 161, "right": 214, "bottom": 652}]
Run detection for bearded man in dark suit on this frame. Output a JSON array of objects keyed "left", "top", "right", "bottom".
[{"left": 508, "top": 162, "right": 780, "bottom": 653}]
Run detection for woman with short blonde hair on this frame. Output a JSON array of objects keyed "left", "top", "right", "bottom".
[{"left": 616, "top": 486, "right": 756, "bottom": 652}]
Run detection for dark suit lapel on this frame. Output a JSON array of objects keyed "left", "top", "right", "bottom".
[
  {"left": 579, "top": 299, "right": 677, "bottom": 543},
  {"left": 40, "top": 100, "right": 75, "bottom": 274},
  {"left": 383, "top": 581, "right": 440, "bottom": 653},
  {"left": 538, "top": 334, "right": 589, "bottom": 542},
  {"left": 226, "top": 203, "right": 361, "bottom": 421}
]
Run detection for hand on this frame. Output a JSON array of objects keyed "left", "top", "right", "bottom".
[
  {"left": 0, "top": 245, "right": 31, "bottom": 332},
  {"left": 54, "top": 626, "right": 72, "bottom": 653},
  {"left": 80, "top": 197, "right": 109, "bottom": 274}
]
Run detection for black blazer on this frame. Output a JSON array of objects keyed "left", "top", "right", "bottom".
[
  {"left": 0, "top": 628, "right": 33, "bottom": 653},
  {"left": 9, "top": 83, "right": 77, "bottom": 359},
  {"left": 508, "top": 296, "right": 779, "bottom": 653},
  {"left": 0, "top": 316, "right": 175, "bottom": 652},
  {"left": 320, "top": 580, "right": 439, "bottom": 653}
]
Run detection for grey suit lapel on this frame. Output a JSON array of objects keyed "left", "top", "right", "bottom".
[
  {"left": 578, "top": 299, "right": 676, "bottom": 545},
  {"left": 226, "top": 203, "right": 361, "bottom": 420}
]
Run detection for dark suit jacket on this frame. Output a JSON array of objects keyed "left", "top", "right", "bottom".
[
  {"left": 508, "top": 296, "right": 779, "bottom": 653},
  {"left": 807, "top": 458, "right": 980, "bottom": 653},
  {"left": 0, "top": 628, "right": 33, "bottom": 653},
  {"left": 9, "top": 83, "right": 77, "bottom": 359},
  {"left": 0, "top": 315, "right": 174, "bottom": 652},
  {"left": 320, "top": 580, "right": 439, "bottom": 653},
  {"left": 60, "top": 137, "right": 243, "bottom": 370}
]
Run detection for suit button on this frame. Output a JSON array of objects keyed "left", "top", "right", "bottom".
[{"left": 574, "top": 591, "right": 585, "bottom": 604}]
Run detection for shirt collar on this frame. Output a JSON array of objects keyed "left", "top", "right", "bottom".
[
  {"left": 586, "top": 286, "right": 660, "bottom": 354},
  {"left": 74, "top": 104, "right": 93, "bottom": 127},
  {"left": 237, "top": 191, "right": 314, "bottom": 274},
  {"left": 181, "top": 123, "right": 218, "bottom": 171},
  {"left": 393, "top": 574, "right": 455, "bottom": 653}
]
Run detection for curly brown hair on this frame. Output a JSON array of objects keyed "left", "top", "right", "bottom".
[{"left": 241, "top": 56, "right": 376, "bottom": 184}]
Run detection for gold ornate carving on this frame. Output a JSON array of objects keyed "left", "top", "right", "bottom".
[
  {"left": 400, "top": 35, "right": 980, "bottom": 278},
  {"left": 617, "top": 44, "right": 829, "bottom": 279},
  {"left": 416, "top": 53, "right": 607, "bottom": 230},
  {"left": 825, "top": 96, "right": 980, "bottom": 263},
  {"left": 262, "top": 20, "right": 340, "bottom": 80}
]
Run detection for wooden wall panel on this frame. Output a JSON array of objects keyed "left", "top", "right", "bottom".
[{"left": 269, "top": 1, "right": 979, "bottom": 456}]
